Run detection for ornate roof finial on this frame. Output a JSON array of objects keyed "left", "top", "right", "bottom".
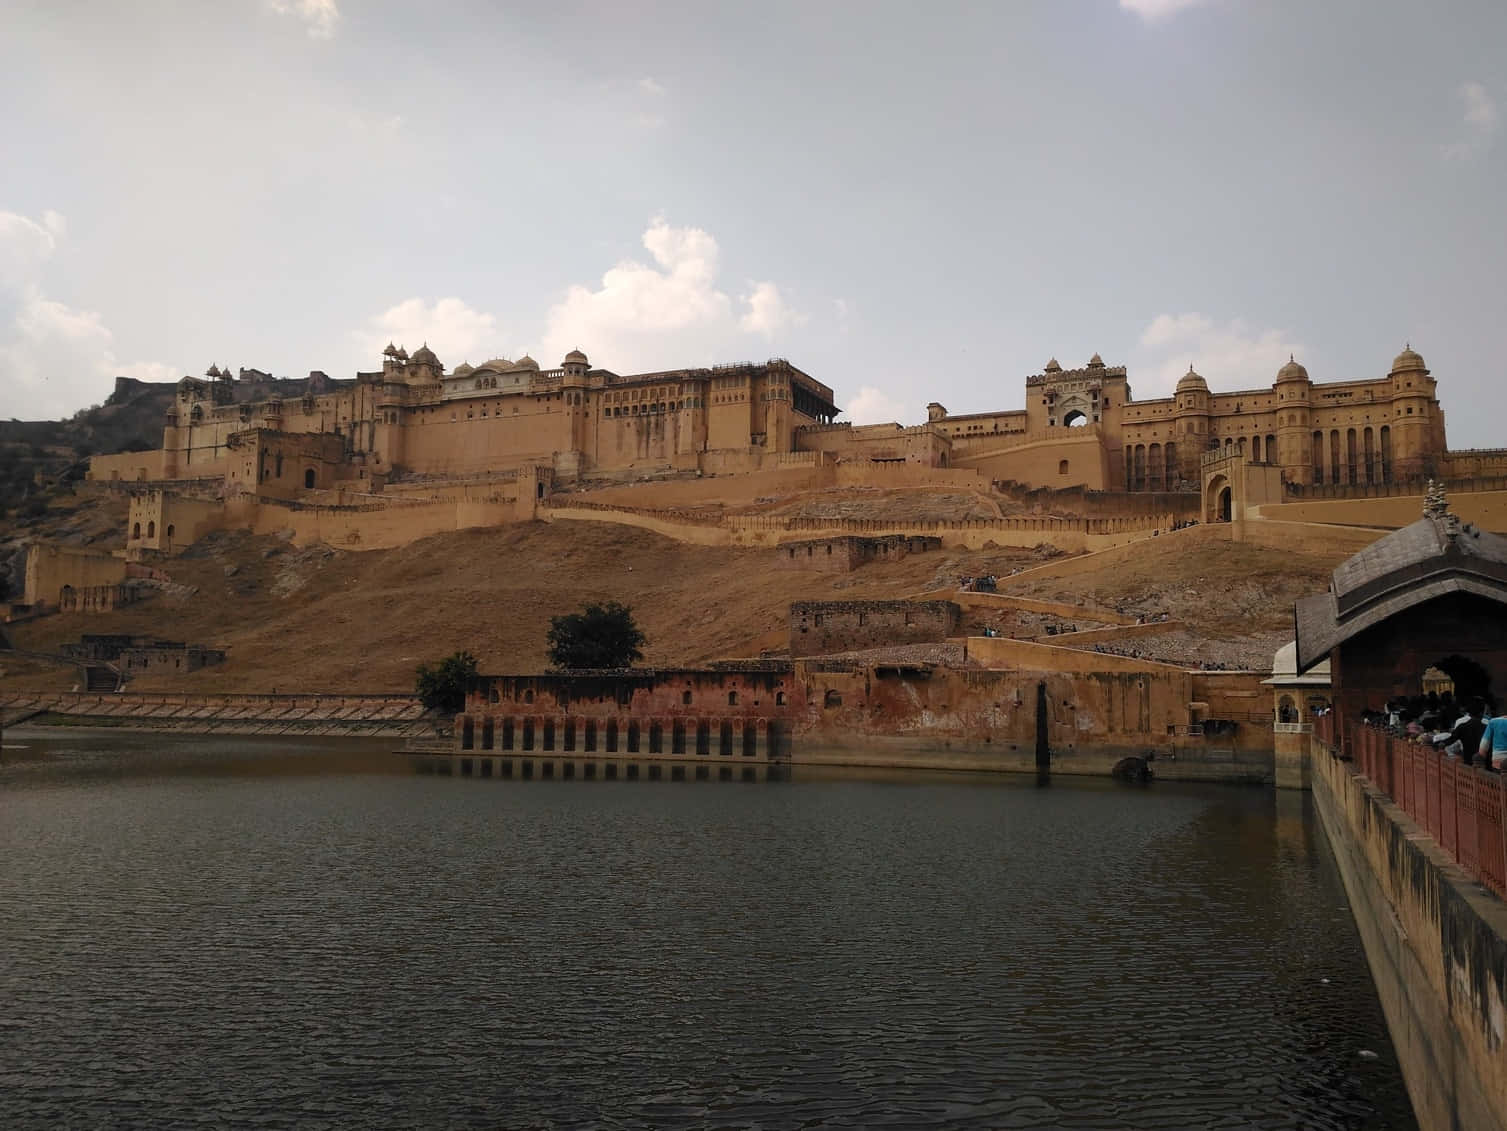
[{"left": 1423, "top": 479, "right": 1448, "bottom": 519}]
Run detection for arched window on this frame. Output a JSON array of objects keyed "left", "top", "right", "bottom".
[
  {"left": 131, "top": 522, "right": 141, "bottom": 539},
  {"left": 1058, "top": 459, "right": 1069, "bottom": 475},
  {"left": 146, "top": 521, "right": 155, "bottom": 538},
  {"left": 304, "top": 469, "right": 316, "bottom": 489},
  {"left": 165, "top": 524, "right": 174, "bottom": 540}
]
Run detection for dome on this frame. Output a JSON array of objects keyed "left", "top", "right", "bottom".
[
  {"left": 1176, "top": 365, "right": 1208, "bottom": 394},
  {"left": 1390, "top": 344, "right": 1427, "bottom": 376},
  {"left": 410, "top": 343, "right": 440, "bottom": 366},
  {"left": 382, "top": 342, "right": 398, "bottom": 358},
  {"left": 516, "top": 353, "right": 539, "bottom": 369},
  {"left": 1086, "top": 353, "right": 1105, "bottom": 368},
  {"left": 563, "top": 348, "right": 589, "bottom": 365},
  {"left": 395, "top": 346, "right": 409, "bottom": 361},
  {"left": 1044, "top": 357, "right": 1062, "bottom": 373},
  {"left": 452, "top": 362, "right": 474, "bottom": 377},
  {"left": 474, "top": 358, "right": 513, "bottom": 372},
  {"left": 1276, "top": 355, "right": 1309, "bottom": 382},
  {"left": 206, "top": 363, "right": 221, "bottom": 378}
]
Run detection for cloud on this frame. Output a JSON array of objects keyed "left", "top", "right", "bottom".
[
  {"left": 844, "top": 386, "right": 910, "bottom": 426},
  {"left": 1461, "top": 81, "right": 1498, "bottom": 131},
  {"left": 1444, "top": 81, "right": 1497, "bottom": 159},
  {"left": 740, "top": 281, "right": 805, "bottom": 336},
  {"left": 0, "top": 209, "right": 177, "bottom": 420},
  {"left": 0, "top": 209, "right": 64, "bottom": 289},
  {"left": 637, "top": 77, "right": 666, "bottom": 97},
  {"left": 1131, "top": 312, "right": 1306, "bottom": 397},
  {"left": 356, "top": 297, "right": 501, "bottom": 364},
  {"left": 540, "top": 217, "right": 802, "bottom": 372},
  {"left": 1119, "top": 0, "right": 1214, "bottom": 21},
  {"left": 267, "top": 0, "right": 340, "bottom": 40}
]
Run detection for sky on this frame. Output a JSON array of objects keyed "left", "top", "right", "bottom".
[{"left": 1, "top": 0, "right": 1504, "bottom": 446}]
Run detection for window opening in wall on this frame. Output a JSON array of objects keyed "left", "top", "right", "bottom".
[{"left": 728, "top": 690, "right": 738, "bottom": 706}]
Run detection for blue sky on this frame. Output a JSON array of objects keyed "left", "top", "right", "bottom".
[{"left": 2, "top": 0, "right": 1503, "bottom": 447}]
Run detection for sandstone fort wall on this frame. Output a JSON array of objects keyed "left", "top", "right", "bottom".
[
  {"left": 1250, "top": 489, "right": 1507, "bottom": 533},
  {"left": 23, "top": 543, "right": 128, "bottom": 608},
  {"left": 788, "top": 600, "right": 962, "bottom": 656}
]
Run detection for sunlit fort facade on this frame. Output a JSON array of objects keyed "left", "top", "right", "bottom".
[{"left": 91, "top": 342, "right": 1497, "bottom": 501}]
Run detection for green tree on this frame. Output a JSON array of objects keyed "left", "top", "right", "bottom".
[
  {"left": 415, "top": 650, "right": 478, "bottom": 714},
  {"left": 547, "top": 601, "right": 646, "bottom": 670}
]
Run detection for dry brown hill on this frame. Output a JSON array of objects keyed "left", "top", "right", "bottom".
[
  {"left": 4, "top": 491, "right": 1358, "bottom": 695},
  {"left": 7, "top": 521, "right": 1045, "bottom": 694}
]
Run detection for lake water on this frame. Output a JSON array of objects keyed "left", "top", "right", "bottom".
[{"left": 0, "top": 731, "right": 1416, "bottom": 1128}]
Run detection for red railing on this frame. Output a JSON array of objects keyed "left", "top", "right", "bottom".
[{"left": 1333, "top": 722, "right": 1507, "bottom": 900}]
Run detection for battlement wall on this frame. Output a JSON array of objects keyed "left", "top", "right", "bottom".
[{"left": 1250, "top": 490, "right": 1507, "bottom": 533}]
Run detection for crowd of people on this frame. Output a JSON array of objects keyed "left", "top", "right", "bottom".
[
  {"left": 958, "top": 574, "right": 999, "bottom": 592},
  {"left": 1361, "top": 692, "right": 1507, "bottom": 771}
]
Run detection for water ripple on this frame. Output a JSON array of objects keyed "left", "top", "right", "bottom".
[{"left": 0, "top": 741, "right": 1415, "bottom": 1128}]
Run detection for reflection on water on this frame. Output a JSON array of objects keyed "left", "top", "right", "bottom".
[{"left": 0, "top": 731, "right": 1415, "bottom": 1128}]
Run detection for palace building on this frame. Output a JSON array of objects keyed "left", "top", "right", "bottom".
[{"left": 89, "top": 342, "right": 1485, "bottom": 501}]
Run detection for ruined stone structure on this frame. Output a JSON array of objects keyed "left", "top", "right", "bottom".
[
  {"left": 774, "top": 534, "right": 942, "bottom": 573},
  {"left": 57, "top": 584, "right": 137, "bottom": 614},
  {"left": 59, "top": 634, "right": 225, "bottom": 675},
  {"left": 788, "top": 600, "right": 962, "bottom": 657}
]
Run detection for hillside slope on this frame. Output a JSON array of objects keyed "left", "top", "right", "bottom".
[
  {"left": 7, "top": 518, "right": 1358, "bottom": 696},
  {"left": 7, "top": 522, "right": 1044, "bottom": 693}
]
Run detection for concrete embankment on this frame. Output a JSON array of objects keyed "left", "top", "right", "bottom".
[
  {"left": 1312, "top": 743, "right": 1507, "bottom": 1131},
  {"left": 0, "top": 691, "right": 433, "bottom": 738},
  {"left": 791, "top": 735, "right": 1272, "bottom": 784}
]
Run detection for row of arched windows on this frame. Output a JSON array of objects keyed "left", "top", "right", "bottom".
[
  {"left": 1311, "top": 425, "right": 1392, "bottom": 485},
  {"left": 459, "top": 715, "right": 779, "bottom": 758}
]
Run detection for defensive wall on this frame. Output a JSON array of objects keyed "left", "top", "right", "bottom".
[
  {"left": 563, "top": 459, "right": 993, "bottom": 511},
  {"left": 931, "top": 590, "right": 1141, "bottom": 625},
  {"left": 788, "top": 600, "right": 962, "bottom": 657},
  {"left": 22, "top": 543, "right": 128, "bottom": 609},
  {"left": 1028, "top": 619, "right": 1186, "bottom": 646},
  {"left": 793, "top": 652, "right": 1274, "bottom": 781},
  {"left": 774, "top": 535, "right": 942, "bottom": 573},
  {"left": 1311, "top": 741, "right": 1507, "bottom": 1131},
  {"left": 87, "top": 448, "right": 166, "bottom": 483},
  {"left": 1251, "top": 488, "right": 1507, "bottom": 533},
  {"left": 993, "top": 480, "right": 1203, "bottom": 520},
  {"left": 949, "top": 427, "right": 1112, "bottom": 491},
  {"left": 724, "top": 513, "right": 1183, "bottom": 551}
]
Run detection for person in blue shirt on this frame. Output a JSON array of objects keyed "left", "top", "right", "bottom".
[{"left": 1478, "top": 708, "right": 1507, "bottom": 772}]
